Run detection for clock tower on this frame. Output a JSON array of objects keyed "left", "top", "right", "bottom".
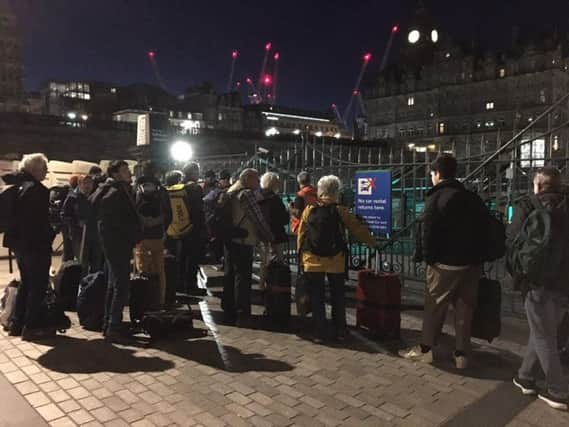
[
  {"left": 401, "top": 0, "right": 440, "bottom": 66},
  {"left": 0, "top": 0, "right": 24, "bottom": 111}
]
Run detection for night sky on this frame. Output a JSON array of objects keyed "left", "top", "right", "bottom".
[{"left": 9, "top": 0, "right": 569, "bottom": 111}]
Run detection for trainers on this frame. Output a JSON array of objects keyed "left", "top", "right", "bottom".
[
  {"left": 454, "top": 352, "right": 469, "bottom": 370},
  {"left": 513, "top": 376, "right": 537, "bottom": 395},
  {"left": 538, "top": 390, "right": 569, "bottom": 411},
  {"left": 399, "top": 345, "right": 433, "bottom": 363}
]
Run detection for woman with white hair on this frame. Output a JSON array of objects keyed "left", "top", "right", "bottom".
[
  {"left": 2, "top": 153, "right": 57, "bottom": 341},
  {"left": 258, "top": 172, "right": 289, "bottom": 289},
  {"left": 297, "top": 175, "right": 376, "bottom": 343}
]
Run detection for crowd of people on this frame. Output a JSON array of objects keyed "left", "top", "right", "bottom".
[{"left": 2, "top": 152, "right": 569, "bottom": 411}]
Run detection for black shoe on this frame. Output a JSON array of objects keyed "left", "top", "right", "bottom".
[
  {"left": 513, "top": 376, "right": 537, "bottom": 395},
  {"left": 22, "top": 327, "right": 56, "bottom": 342},
  {"left": 560, "top": 348, "right": 569, "bottom": 366},
  {"left": 187, "top": 288, "right": 207, "bottom": 297},
  {"left": 104, "top": 327, "right": 134, "bottom": 343},
  {"left": 538, "top": 390, "right": 569, "bottom": 410},
  {"left": 222, "top": 313, "right": 237, "bottom": 326},
  {"left": 8, "top": 324, "right": 23, "bottom": 337},
  {"left": 236, "top": 314, "right": 252, "bottom": 329}
]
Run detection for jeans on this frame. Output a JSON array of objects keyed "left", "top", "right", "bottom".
[
  {"left": 519, "top": 288, "right": 569, "bottom": 398},
  {"left": 223, "top": 242, "right": 254, "bottom": 318},
  {"left": 305, "top": 272, "right": 347, "bottom": 339},
  {"left": 103, "top": 246, "right": 131, "bottom": 332},
  {"left": 12, "top": 250, "right": 51, "bottom": 329}
]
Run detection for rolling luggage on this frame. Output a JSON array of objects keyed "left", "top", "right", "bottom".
[
  {"left": 164, "top": 254, "right": 178, "bottom": 307},
  {"left": 141, "top": 309, "right": 193, "bottom": 341},
  {"left": 76, "top": 271, "right": 107, "bottom": 331},
  {"left": 129, "top": 273, "right": 160, "bottom": 323},
  {"left": 0, "top": 280, "right": 19, "bottom": 331},
  {"left": 54, "top": 224, "right": 86, "bottom": 311},
  {"left": 356, "top": 266, "right": 402, "bottom": 340},
  {"left": 42, "top": 287, "right": 71, "bottom": 333},
  {"left": 265, "top": 259, "right": 291, "bottom": 325},
  {"left": 472, "top": 277, "right": 502, "bottom": 343}
]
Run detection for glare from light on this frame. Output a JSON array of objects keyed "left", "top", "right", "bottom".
[
  {"left": 428, "top": 144, "right": 437, "bottom": 151},
  {"left": 315, "top": 131, "right": 323, "bottom": 137},
  {"left": 265, "top": 127, "right": 280, "bottom": 137},
  {"left": 170, "top": 140, "right": 193, "bottom": 162},
  {"left": 81, "top": 114, "right": 88, "bottom": 121},
  {"left": 408, "top": 30, "right": 420, "bottom": 44},
  {"left": 408, "top": 144, "right": 415, "bottom": 149},
  {"left": 431, "top": 29, "right": 439, "bottom": 43},
  {"left": 67, "top": 112, "right": 77, "bottom": 120},
  {"left": 334, "top": 133, "right": 341, "bottom": 139},
  {"left": 293, "top": 129, "right": 301, "bottom": 135}
]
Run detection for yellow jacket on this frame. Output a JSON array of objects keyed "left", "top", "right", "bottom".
[{"left": 297, "top": 196, "right": 376, "bottom": 273}]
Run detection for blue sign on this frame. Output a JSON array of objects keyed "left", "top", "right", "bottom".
[{"left": 354, "top": 170, "right": 392, "bottom": 236}]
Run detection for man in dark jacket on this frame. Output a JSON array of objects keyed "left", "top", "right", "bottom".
[
  {"left": 61, "top": 175, "right": 101, "bottom": 275},
  {"left": 400, "top": 154, "right": 487, "bottom": 369},
  {"left": 509, "top": 167, "right": 569, "bottom": 410},
  {"left": 133, "top": 161, "right": 172, "bottom": 309},
  {"left": 179, "top": 162, "right": 207, "bottom": 295},
  {"left": 92, "top": 160, "right": 142, "bottom": 342},
  {"left": 3, "top": 153, "right": 55, "bottom": 341}
]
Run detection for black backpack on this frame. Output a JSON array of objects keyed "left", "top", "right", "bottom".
[
  {"left": 136, "top": 181, "right": 164, "bottom": 230},
  {"left": 484, "top": 211, "right": 507, "bottom": 262},
  {"left": 206, "top": 190, "right": 247, "bottom": 241},
  {"left": 508, "top": 195, "right": 569, "bottom": 289},
  {"left": 0, "top": 184, "right": 19, "bottom": 234},
  {"left": 303, "top": 204, "right": 346, "bottom": 257}
]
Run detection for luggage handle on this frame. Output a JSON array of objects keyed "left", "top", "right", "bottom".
[
  {"left": 8, "top": 249, "right": 13, "bottom": 275},
  {"left": 78, "top": 223, "right": 87, "bottom": 265}
]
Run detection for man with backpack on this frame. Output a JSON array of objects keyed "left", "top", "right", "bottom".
[
  {"left": 509, "top": 167, "right": 569, "bottom": 410},
  {"left": 91, "top": 160, "right": 142, "bottom": 342},
  {"left": 134, "top": 161, "right": 173, "bottom": 309},
  {"left": 290, "top": 171, "right": 317, "bottom": 235},
  {"left": 400, "top": 154, "right": 491, "bottom": 369},
  {"left": 2, "top": 153, "right": 56, "bottom": 341},
  {"left": 223, "top": 168, "right": 274, "bottom": 326}
]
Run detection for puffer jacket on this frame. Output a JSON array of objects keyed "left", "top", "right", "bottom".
[
  {"left": 297, "top": 196, "right": 376, "bottom": 273},
  {"left": 507, "top": 191, "right": 569, "bottom": 296}
]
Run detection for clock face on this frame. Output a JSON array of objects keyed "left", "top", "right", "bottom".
[
  {"left": 431, "top": 29, "right": 439, "bottom": 43},
  {"left": 408, "top": 30, "right": 420, "bottom": 44}
]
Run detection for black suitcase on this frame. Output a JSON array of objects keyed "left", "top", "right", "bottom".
[
  {"left": 472, "top": 278, "right": 502, "bottom": 343},
  {"left": 54, "top": 261, "right": 82, "bottom": 311},
  {"left": 164, "top": 254, "right": 178, "bottom": 307},
  {"left": 129, "top": 273, "right": 160, "bottom": 323},
  {"left": 265, "top": 259, "right": 291, "bottom": 325},
  {"left": 77, "top": 271, "right": 107, "bottom": 331},
  {"left": 141, "top": 309, "right": 193, "bottom": 341}
]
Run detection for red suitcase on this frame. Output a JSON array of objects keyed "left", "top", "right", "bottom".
[{"left": 356, "top": 270, "right": 401, "bottom": 340}]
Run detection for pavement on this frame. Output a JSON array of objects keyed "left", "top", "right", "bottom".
[{"left": 0, "top": 258, "right": 568, "bottom": 427}]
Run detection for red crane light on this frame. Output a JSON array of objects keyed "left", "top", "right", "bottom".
[
  {"left": 265, "top": 42, "right": 272, "bottom": 51},
  {"left": 148, "top": 51, "right": 156, "bottom": 59},
  {"left": 353, "top": 89, "right": 360, "bottom": 96},
  {"left": 246, "top": 77, "right": 253, "bottom": 84},
  {"left": 331, "top": 103, "right": 337, "bottom": 108},
  {"left": 263, "top": 74, "right": 273, "bottom": 86},
  {"left": 392, "top": 25, "right": 399, "bottom": 33},
  {"left": 363, "top": 53, "right": 372, "bottom": 62},
  {"left": 232, "top": 50, "right": 239, "bottom": 59},
  {"left": 236, "top": 81, "right": 241, "bottom": 87},
  {"left": 274, "top": 52, "right": 280, "bottom": 61}
]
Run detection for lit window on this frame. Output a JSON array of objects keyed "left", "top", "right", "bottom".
[
  {"left": 438, "top": 122, "right": 446, "bottom": 134},
  {"left": 187, "top": 113, "right": 192, "bottom": 119},
  {"left": 169, "top": 111, "right": 174, "bottom": 118},
  {"left": 540, "top": 90, "right": 546, "bottom": 103},
  {"left": 399, "top": 128, "right": 406, "bottom": 137},
  {"left": 486, "top": 101, "right": 494, "bottom": 110},
  {"left": 553, "top": 136, "right": 560, "bottom": 151},
  {"left": 445, "top": 52, "right": 451, "bottom": 59},
  {"left": 110, "top": 88, "right": 117, "bottom": 94},
  {"left": 499, "top": 68, "right": 506, "bottom": 78},
  {"left": 218, "top": 113, "right": 223, "bottom": 121},
  {"left": 407, "top": 96, "right": 415, "bottom": 106}
]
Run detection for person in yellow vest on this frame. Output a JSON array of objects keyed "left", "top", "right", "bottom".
[{"left": 297, "top": 175, "right": 375, "bottom": 343}]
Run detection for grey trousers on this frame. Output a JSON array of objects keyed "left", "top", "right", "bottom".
[{"left": 519, "top": 288, "right": 569, "bottom": 397}]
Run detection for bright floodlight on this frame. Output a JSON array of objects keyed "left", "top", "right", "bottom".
[
  {"left": 293, "top": 129, "right": 301, "bottom": 135},
  {"left": 67, "top": 112, "right": 77, "bottom": 120},
  {"left": 334, "top": 133, "right": 341, "bottom": 139},
  {"left": 315, "top": 131, "right": 323, "bottom": 137},
  {"left": 170, "top": 140, "right": 193, "bottom": 162},
  {"left": 265, "top": 127, "right": 280, "bottom": 137}
]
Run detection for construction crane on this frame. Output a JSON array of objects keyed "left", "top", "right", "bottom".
[
  {"left": 245, "top": 77, "right": 261, "bottom": 104},
  {"left": 257, "top": 42, "right": 272, "bottom": 95},
  {"left": 147, "top": 50, "right": 167, "bottom": 91},
  {"left": 342, "top": 52, "right": 372, "bottom": 126},
  {"left": 271, "top": 52, "right": 280, "bottom": 105},
  {"left": 380, "top": 24, "right": 399, "bottom": 73},
  {"left": 226, "top": 50, "right": 239, "bottom": 93}
]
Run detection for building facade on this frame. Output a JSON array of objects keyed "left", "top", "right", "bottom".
[
  {"left": 364, "top": 3, "right": 569, "bottom": 163},
  {"left": 0, "top": 0, "right": 23, "bottom": 112}
]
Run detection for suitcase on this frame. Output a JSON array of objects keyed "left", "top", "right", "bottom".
[
  {"left": 129, "top": 273, "right": 161, "bottom": 323},
  {"left": 77, "top": 271, "right": 107, "bottom": 331},
  {"left": 0, "top": 280, "right": 19, "bottom": 331},
  {"left": 472, "top": 278, "right": 501, "bottom": 343},
  {"left": 54, "top": 261, "right": 82, "bottom": 311},
  {"left": 265, "top": 259, "right": 291, "bottom": 325},
  {"left": 164, "top": 254, "right": 178, "bottom": 307},
  {"left": 356, "top": 270, "right": 402, "bottom": 340},
  {"left": 141, "top": 309, "right": 193, "bottom": 341}
]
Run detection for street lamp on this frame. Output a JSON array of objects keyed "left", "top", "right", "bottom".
[{"left": 170, "top": 140, "right": 193, "bottom": 163}]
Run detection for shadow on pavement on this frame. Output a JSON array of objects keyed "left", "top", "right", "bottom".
[
  {"left": 36, "top": 336, "right": 175, "bottom": 374},
  {"left": 155, "top": 338, "right": 294, "bottom": 373}
]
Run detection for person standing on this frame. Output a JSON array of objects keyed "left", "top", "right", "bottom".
[
  {"left": 223, "top": 169, "right": 273, "bottom": 326},
  {"left": 133, "top": 161, "right": 172, "bottom": 309},
  {"left": 297, "top": 175, "right": 375, "bottom": 343},
  {"left": 3, "top": 153, "right": 55, "bottom": 341},
  {"left": 509, "top": 167, "right": 569, "bottom": 410},
  {"left": 92, "top": 160, "right": 142, "bottom": 342},
  {"left": 400, "top": 154, "right": 488, "bottom": 369},
  {"left": 290, "top": 171, "right": 317, "bottom": 235}
]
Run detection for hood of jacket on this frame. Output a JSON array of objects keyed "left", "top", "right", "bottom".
[
  {"left": 1, "top": 171, "right": 36, "bottom": 186},
  {"left": 135, "top": 175, "right": 161, "bottom": 187},
  {"left": 426, "top": 178, "right": 465, "bottom": 197}
]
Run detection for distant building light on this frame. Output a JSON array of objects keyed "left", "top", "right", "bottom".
[
  {"left": 265, "top": 127, "right": 280, "bottom": 137},
  {"left": 315, "top": 131, "right": 323, "bottom": 137},
  {"left": 261, "top": 111, "right": 330, "bottom": 123},
  {"left": 110, "top": 88, "right": 117, "bottom": 94},
  {"left": 499, "top": 68, "right": 506, "bottom": 78},
  {"left": 266, "top": 116, "right": 279, "bottom": 121},
  {"left": 67, "top": 112, "right": 77, "bottom": 120},
  {"left": 334, "top": 133, "right": 341, "bottom": 139},
  {"left": 445, "top": 52, "right": 451, "bottom": 59},
  {"left": 293, "top": 129, "right": 301, "bottom": 135},
  {"left": 187, "top": 113, "right": 192, "bottom": 119},
  {"left": 486, "top": 101, "right": 495, "bottom": 110},
  {"left": 81, "top": 114, "right": 88, "bottom": 121},
  {"left": 408, "top": 143, "right": 415, "bottom": 149},
  {"left": 428, "top": 144, "right": 437, "bottom": 151},
  {"left": 554, "top": 136, "right": 560, "bottom": 151},
  {"left": 407, "top": 96, "right": 415, "bottom": 106},
  {"left": 415, "top": 146, "right": 427, "bottom": 153},
  {"left": 528, "top": 117, "right": 533, "bottom": 122},
  {"left": 438, "top": 122, "right": 446, "bottom": 135}
]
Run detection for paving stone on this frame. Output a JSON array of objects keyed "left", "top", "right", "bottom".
[
  {"left": 5, "top": 369, "right": 28, "bottom": 384},
  {"left": 67, "top": 386, "right": 90, "bottom": 400},
  {"left": 14, "top": 380, "right": 39, "bottom": 395},
  {"left": 49, "top": 416, "right": 77, "bottom": 427},
  {"left": 91, "top": 407, "right": 118, "bottom": 423},
  {"left": 78, "top": 396, "right": 104, "bottom": 411},
  {"left": 146, "top": 412, "right": 172, "bottom": 427},
  {"left": 118, "top": 408, "right": 145, "bottom": 424},
  {"left": 104, "top": 419, "right": 131, "bottom": 427},
  {"left": 227, "top": 392, "right": 252, "bottom": 406},
  {"left": 221, "top": 413, "right": 250, "bottom": 427},
  {"left": 92, "top": 387, "right": 114, "bottom": 400},
  {"left": 102, "top": 396, "right": 130, "bottom": 413},
  {"left": 36, "top": 403, "right": 65, "bottom": 422},
  {"left": 59, "top": 400, "right": 82, "bottom": 414},
  {"left": 57, "top": 378, "right": 80, "bottom": 390},
  {"left": 131, "top": 420, "right": 155, "bottom": 427},
  {"left": 246, "top": 402, "right": 273, "bottom": 417},
  {"left": 194, "top": 412, "right": 226, "bottom": 427},
  {"left": 68, "top": 409, "right": 95, "bottom": 424},
  {"left": 40, "top": 381, "right": 60, "bottom": 393},
  {"left": 25, "top": 390, "right": 50, "bottom": 407},
  {"left": 381, "top": 402, "right": 410, "bottom": 418},
  {"left": 249, "top": 415, "right": 274, "bottom": 427}
]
